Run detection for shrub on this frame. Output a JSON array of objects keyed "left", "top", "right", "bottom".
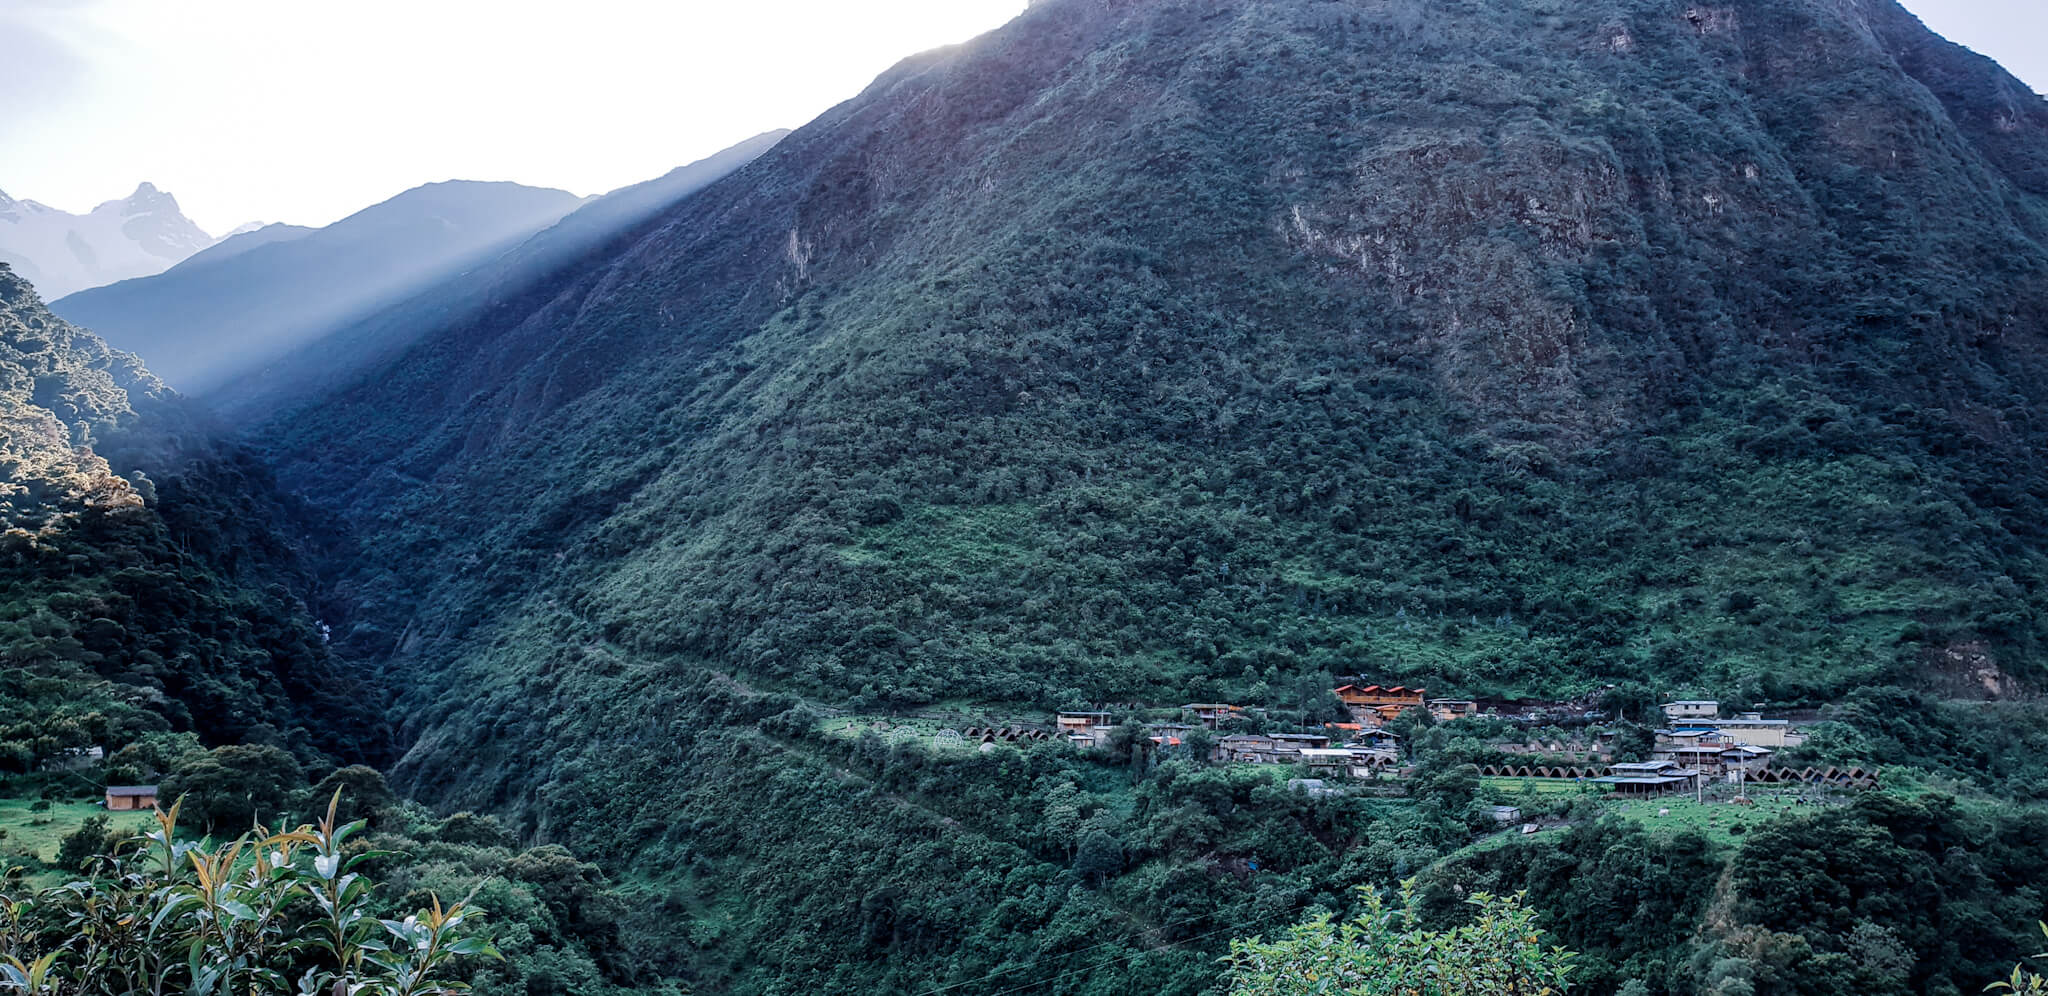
[
  {"left": 0, "top": 793, "right": 499, "bottom": 995},
  {"left": 1225, "top": 884, "right": 1575, "bottom": 995}
]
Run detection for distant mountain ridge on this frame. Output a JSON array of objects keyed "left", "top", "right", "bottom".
[
  {"left": 205, "top": 129, "right": 789, "bottom": 417},
  {"left": 51, "top": 180, "right": 589, "bottom": 393},
  {"left": 174, "top": 222, "right": 317, "bottom": 271},
  {"left": 0, "top": 182, "right": 217, "bottom": 299}
]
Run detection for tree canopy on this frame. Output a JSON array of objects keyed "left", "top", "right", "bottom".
[{"left": 1227, "top": 885, "right": 1576, "bottom": 996}]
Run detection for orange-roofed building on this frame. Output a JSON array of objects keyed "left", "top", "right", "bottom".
[
  {"left": 1333, "top": 683, "right": 1425, "bottom": 726},
  {"left": 1332, "top": 684, "right": 1426, "bottom": 708}
]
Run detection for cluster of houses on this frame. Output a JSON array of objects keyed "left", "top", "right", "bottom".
[
  {"left": 1052, "top": 686, "right": 1836, "bottom": 798},
  {"left": 1572, "top": 701, "right": 1816, "bottom": 796},
  {"left": 1336, "top": 682, "right": 1613, "bottom": 728},
  {"left": 1057, "top": 704, "right": 1403, "bottom": 779},
  {"left": 1646, "top": 700, "right": 1802, "bottom": 780},
  {"left": 1215, "top": 733, "right": 1401, "bottom": 778},
  {"left": 938, "top": 678, "right": 1847, "bottom": 801},
  {"left": 1054, "top": 681, "right": 1556, "bottom": 780}
]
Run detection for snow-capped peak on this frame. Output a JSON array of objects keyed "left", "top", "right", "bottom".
[{"left": 1, "top": 182, "right": 219, "bottom": 298}]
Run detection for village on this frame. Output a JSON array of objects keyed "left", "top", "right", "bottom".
[
  {"left": 47, "top": 682, "right": 1872, "bottom": 826},
  {"left": 837, "top": 679, "right": 1878, "bottom": 802}
]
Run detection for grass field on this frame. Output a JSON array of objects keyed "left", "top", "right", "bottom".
[
  {"left": 1481, "top": 776, "right": 1601, "bottom": 797},
  {"left": 0, "top": 796, "right": 154, "bottom": 879},
  {"left": 1472, "top": 776, "right": 1850, "bottom": 849},
  {"left": 819, "top": 715, "right": 1016, "bottom": 753},
  {"left": 1606, "top": 791, "right": 1832, "bottom": 847}
]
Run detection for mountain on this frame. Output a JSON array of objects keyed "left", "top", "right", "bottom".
[
  {"left": 236, "top": 0, "right": 2048, "bottom": 991},
  {"left": 0, "top": 262, "right": 378, "bottom": 767},
  {"left": 207, "top": 130, "right": 789, "bottom": 419},
  {"left": 50, "top": 181, "right": 587, "bottom": 393},
  {"left": 0, "top": 183, "right": 216, "bottom": 300},
  {"left": 174, "top": 221, "right": 317, "bottom": 269}
]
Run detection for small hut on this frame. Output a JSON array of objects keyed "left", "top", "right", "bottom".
[{"left": 105, "top": 785, "right": 159, "bottom": 811}]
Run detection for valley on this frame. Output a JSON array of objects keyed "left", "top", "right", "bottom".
[{"left": 4, "top": 0, "right": 2048, "bottom": 992}]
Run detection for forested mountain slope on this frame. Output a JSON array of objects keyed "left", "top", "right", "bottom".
[
  {"left": 271, "top": 0, "right": 2048, "bottom": 716},
  {"left": 0, "top": 264, "right": 379, "bottom": 768},
  {"left": 247, "top": 0, "right": 2048, "bottom": 990}
]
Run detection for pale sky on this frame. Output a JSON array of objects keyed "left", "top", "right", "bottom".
[
  {"left": 0, "top": 0, "right": 2040, "bottom": 235},
  {"left": 0, "top": 0, "right": 1027, "bottom": 232}
]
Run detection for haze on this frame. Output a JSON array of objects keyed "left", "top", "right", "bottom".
[{"left": 0, "top": 0, "right": 2038, "bottom": 234}]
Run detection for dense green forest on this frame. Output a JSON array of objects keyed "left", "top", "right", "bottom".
[
  {"left": 0, "top": 266, "right": 381, "bottom": 767},
  {"left": 8, "top": 0, "right": 2048, "bottom": 991},
  {"left": 0, "top": 262, "right": 661, "bottom": 991}
]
